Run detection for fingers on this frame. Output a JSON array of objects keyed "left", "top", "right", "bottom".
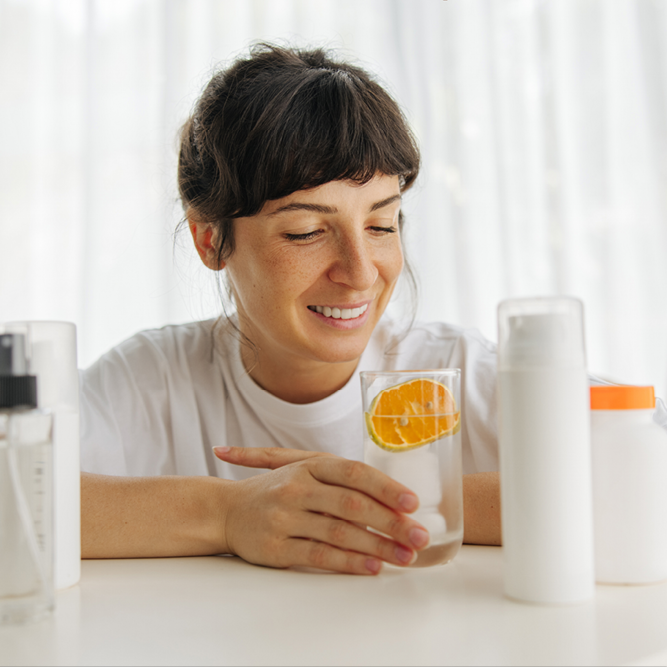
[
  {"left": 286, "top": 538, "right": 384, "bottom": 575},
  {"left": 213, "top": 448, "right": 420, "bottom": 518},
  {"left": 219, "top": 448, "right": 430, "bottom": 574},
  {"left": 298, "top": 513, "right": 418, "bottom": 568},
  {"left": 308, "top": 457, "right": 420, "bottom": 514},
  {"left": 308, "top": 483, "right": 430, "bottom": 552},
  {"left": 213, "top": 446, "right": 329, "bottom": 470}
]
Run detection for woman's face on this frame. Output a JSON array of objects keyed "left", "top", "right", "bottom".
[{"left": 198, "top": 174, "right": 404, "bottom": 374}]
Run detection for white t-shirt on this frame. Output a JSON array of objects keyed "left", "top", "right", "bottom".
[{"left": 80, "top": 317, "right": 500, "bottom": 479}]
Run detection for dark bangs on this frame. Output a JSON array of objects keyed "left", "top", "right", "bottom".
[{"left": 179, "top": 44, "right": 420, "bottom": 223}]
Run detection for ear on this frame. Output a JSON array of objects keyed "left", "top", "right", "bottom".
[{"left": 189, "top": 220, "right": 226, "bottom": 270}]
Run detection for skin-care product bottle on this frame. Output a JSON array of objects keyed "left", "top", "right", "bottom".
[
  {"left": 0, "top": 333, "right": 54, "bottom": 624},
  {"left": 497, "top": 297, "right": 594, "bottom": 604},
  {"left": 591, "top": 385, "right": 667, "bottom": 584},
  {"left": 7, "top": 321, "right": 81, "bottom": 590}
]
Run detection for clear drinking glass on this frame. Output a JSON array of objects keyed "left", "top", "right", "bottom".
[{"left": 361, "top": 370, "right": 463, "bottom": 567}]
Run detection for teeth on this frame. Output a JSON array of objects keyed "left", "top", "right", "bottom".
[{"left": 312, "top": 304, "right": 368, "bottom": 320}]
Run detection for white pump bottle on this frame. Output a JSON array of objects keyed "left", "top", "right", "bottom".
[{"left": 497, "top": 297, "right": 594, "bottom": 604}]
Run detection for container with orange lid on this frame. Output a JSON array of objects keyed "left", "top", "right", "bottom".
[
  {"left": 590, "top": 385, "right": 656, "bottom": 411},
  {"left": 591, "top": 385, "right": 667, "bottom": 584}
]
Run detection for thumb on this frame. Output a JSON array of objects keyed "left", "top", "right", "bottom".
[{"left": 213, "top": 446, "right": 331, "bottom": 470}]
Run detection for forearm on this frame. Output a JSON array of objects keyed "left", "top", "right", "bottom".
[
  {"left": 462, "top": 471, "right": 502, "bottom": 546},
  {"left": 80, "top": 468, "right": 502, "bottom": 561},
  {"left": 81, "top": 472, "right": 232, "bottom": 559}
]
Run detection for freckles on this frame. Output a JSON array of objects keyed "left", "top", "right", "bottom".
[
  {"left": 379, "top": 247, "right": 403, "bottom": 273},
  {"left": 275, "top": 251, "right": 319, "bottom": 283}
]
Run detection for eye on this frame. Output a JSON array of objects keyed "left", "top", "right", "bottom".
[
  {"left": 369, "top": 226, "right": 398, "bottom": 234},
  {"left": 284, "top": 230, "right": 323, "bottom": 242}
]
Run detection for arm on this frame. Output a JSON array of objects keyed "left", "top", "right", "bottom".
[
  {"left": 81, "top": 472, "right": 230, "bottom": 558},
  {"left": 81, "top": 451, "right": 429, "bottom": 574},
  {"left": 81, "top": 458, "right": 502, "bottom": 566},
  {"left": 462, "top": 471, "right": 501, "bottom": 546}
]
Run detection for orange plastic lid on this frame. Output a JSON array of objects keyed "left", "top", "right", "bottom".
[{"left": 590, "top": 385, "right": 655, "bottom": 410}]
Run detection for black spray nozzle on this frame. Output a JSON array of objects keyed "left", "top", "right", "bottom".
[
  {"left": 0, "top": 333, "right": 28, "bottom": 376},
  {"left": 0, "top": 333, "right": 37, "bottom": 408}
]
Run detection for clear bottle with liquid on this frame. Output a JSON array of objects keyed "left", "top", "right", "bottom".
[{"left": 0, "top": 333, "right": 54, "bottom": 624}]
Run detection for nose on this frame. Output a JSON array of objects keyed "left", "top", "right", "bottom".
[{"left": 327, "top": 232, "right": 379, "bottom": 292}]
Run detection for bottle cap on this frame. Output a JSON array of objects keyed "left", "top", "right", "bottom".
[
  {"left": 498, "top": 296, "right": 586, "bottom": 370},
  {"left": 590, "top": 385, "right": 655, "bottom": 410},
  {"left": 0, "top": 333, "right": 38, "bottom": 409},
  {"left": 6, "top": 321, "right": 79, "bottom": 411}
]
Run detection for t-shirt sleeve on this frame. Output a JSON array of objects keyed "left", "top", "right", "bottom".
[
  {"left": 79, "top": 334, "right": 176, "bottom": 476},
  {"left": 454, "top": 330, "right": 499, "bottom": 474}
]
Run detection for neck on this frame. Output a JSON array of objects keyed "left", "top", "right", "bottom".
[{"left": 240, "top": 344, "right": 360, "bottom": 404}]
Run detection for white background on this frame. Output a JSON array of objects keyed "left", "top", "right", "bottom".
[{"left": 1, "top": 0, "right": 666, "bottom": 397}]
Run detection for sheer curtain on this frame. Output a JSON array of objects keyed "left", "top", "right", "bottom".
[{"left": 1, "top": 0, "right": 666, "bottom": 397}]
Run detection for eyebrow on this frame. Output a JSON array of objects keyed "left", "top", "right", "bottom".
[{"left": 268, "top": 193, "right": 402, "bottom": 217}]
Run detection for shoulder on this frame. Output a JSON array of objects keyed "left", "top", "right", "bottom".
[
  {"left": 81, "top": 318, "right": 228, "bottom": 392},
  {"left": 110, "top": 319, "right": 219, "bottom": 361},
  {"left": 408, "top": 320, "right": 496, "bottom": 351},
  {"left": 374, "top": 318, "right": 497, "bottom": 369}
]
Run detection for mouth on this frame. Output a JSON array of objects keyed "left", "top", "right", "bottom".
[{"left": 307, "top": 303, "right": 369, "bottom": 321}]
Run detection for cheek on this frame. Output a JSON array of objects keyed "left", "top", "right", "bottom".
[
  {"left": 270, "top": 253, "right": 317, "bottom": 299},
  {"left": 380, "top": 242, "right": 404, "bottom": 284},
  {"left": 229, "top": 250, "right": 321, "bottom": 315}
]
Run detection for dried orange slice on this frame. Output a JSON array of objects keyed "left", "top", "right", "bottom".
[{"left": 365, "top": 378, "right": 460, "bottom": 452}]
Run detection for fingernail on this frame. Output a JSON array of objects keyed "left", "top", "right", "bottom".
[
  {"left": 409, "top": 527, "right": 430, "bottom": 549},
  {"left": 213, "top": 446, "right": 231, "bottom": 456},
  {"left": 395, "top": 545, "right": 415, "bottom": 565},
  {"left": 366, "top": 559, "right": 381, "bottom": 574},
  {"left": 398, "top": 493, "right": 419, "bottom": 512}
]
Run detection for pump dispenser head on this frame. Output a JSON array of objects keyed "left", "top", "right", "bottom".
[
  {"left": 0, "top": 333, "right": 38, "bottom": 408},
  {"left": 498, "top": 297, "right": 586, "bottom": 370}
]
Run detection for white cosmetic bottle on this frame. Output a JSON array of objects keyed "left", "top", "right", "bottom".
[
  {"left": 497, "top": 297, "right": 594, "bottom": 604},
  {"left": 591, "top": 385, "right": 667, "bottom": 584}
]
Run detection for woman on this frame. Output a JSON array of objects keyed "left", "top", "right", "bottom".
[{"left": 80, "top": 44, "right": 501, "bottom": 574}]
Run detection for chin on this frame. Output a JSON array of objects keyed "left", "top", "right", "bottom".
[{"left": 309, "top": 339, "right": 369, "bottom": 365}]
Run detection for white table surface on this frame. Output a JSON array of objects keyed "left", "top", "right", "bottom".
[{"left": 1, "top": 545, "right": 667, "bottom": 667}]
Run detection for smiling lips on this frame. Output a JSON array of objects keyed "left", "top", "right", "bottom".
[{"left": 307, "top": 303, "right": 369, "bottom": 320}]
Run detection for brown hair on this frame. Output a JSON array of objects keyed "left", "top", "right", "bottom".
[{"left": 177, "top": 43, "right": 420, "bottom": 316}]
